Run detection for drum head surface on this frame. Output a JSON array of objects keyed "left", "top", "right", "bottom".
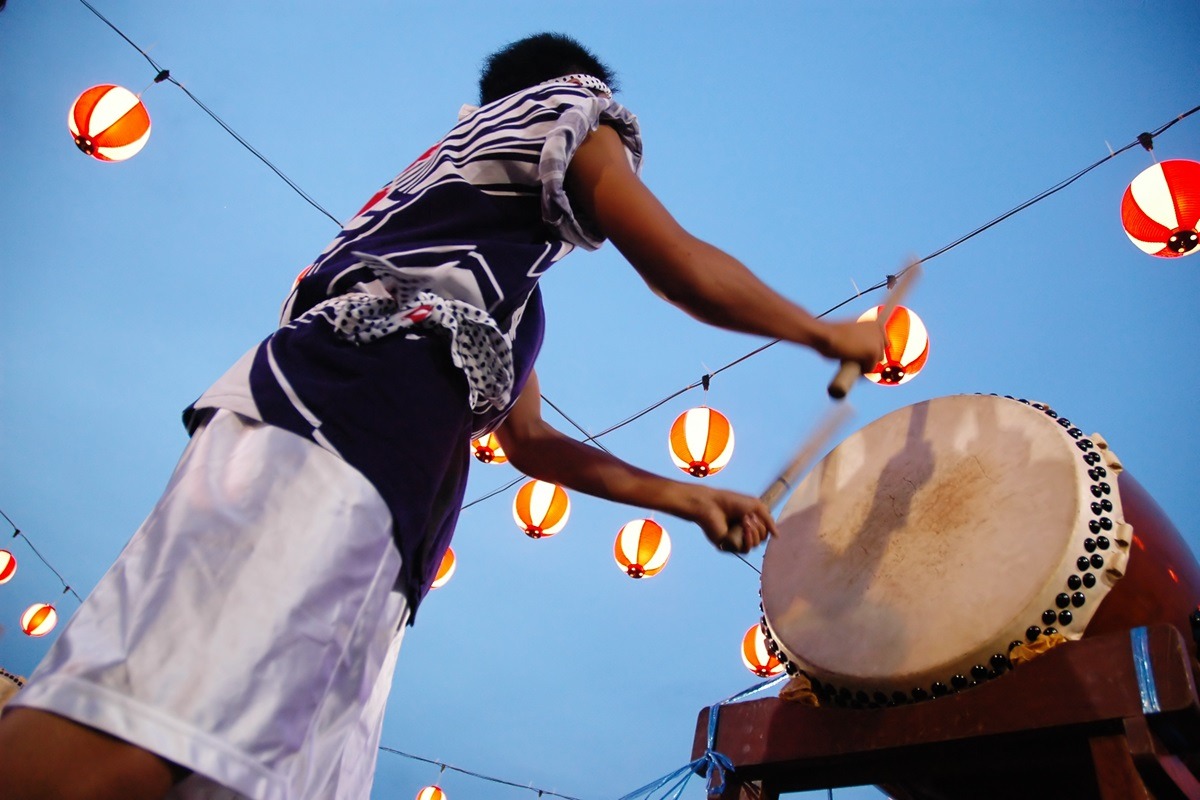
[{"left": 762, "top": 395, "right": 1079, "bottom": 688}]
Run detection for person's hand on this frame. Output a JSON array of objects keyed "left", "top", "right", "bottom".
[
  {"left": 676, "top": 486, "right": 777, "bottom": 554},
  {"left": 821, "top": 319, "right": 885, "bottom": 373}
]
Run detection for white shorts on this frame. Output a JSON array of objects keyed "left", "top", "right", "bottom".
[{"left": 9, "top": 410, "right": 409, "bottom": 800}]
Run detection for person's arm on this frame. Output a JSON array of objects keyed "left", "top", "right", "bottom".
[
  {"left": 564, "top": 125, "right": 881, "bottom": 370},
  {"left": 494, "top": 370, "right": 774, "bottom": 554}
]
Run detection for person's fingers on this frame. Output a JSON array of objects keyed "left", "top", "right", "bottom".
[
  {"left": 705, "top": 491, "right": 779, "bottom": 553},
  {"left": 743, "top": 526, "right": 762, "bottom": 551},
  {"left": 740, "top": 512, "right": 765, "bottom": 551},
  {"left": 754, "top": 502, "right": 778, "bottom": 537}
]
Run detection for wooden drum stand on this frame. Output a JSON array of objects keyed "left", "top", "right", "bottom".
[
  {"left": 692, "top": 470, "right": 1200, "bottom": 799},
  {"left": 692, "top": 622, "right": 1200, "bottom": 799}
]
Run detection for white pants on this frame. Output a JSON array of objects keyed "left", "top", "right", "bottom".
[{"left": 10, "top": 410, "right": 408, "bottom": 800}]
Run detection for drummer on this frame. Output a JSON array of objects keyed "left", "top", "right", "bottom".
[{"left": 0, "top": 32, "right": 882, "bottom": 800}]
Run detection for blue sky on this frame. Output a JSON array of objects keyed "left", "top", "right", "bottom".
[{"left": 1, "top": 2, "right": 1198, "bottom": 798}]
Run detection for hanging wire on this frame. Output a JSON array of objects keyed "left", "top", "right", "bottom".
[
  {"left": 478, "top": 102, "right": 1200, "bottom": 485},
  {"left": 460, "top": 475, "right": 525, "bottom": 512},
  {"left": 550, "top": 388, "right": 759, "bottom": 574},
  {"left": 378, "top": 746, "right": 584, "bottom": 800},
  {"left": 584, "top": 102, "right": 1200, "bottom": 446},
  {"left": 1, "top": 506, "right": 83, "bottom": 603},
  {"left": 73, "top": 0, "right": 343, "bottom": 227},
  {"left": 37, "top": 0, "right": 1200, "bottom": 600},
  {"left": 76, "top": 0, "right": 1198, "bottom": 524},
  {"left": 22, "top": 7, "right": 1199, "bottom": 796},
  {"left": 541, "top": 395, "right": 614, "bottom": 456},
  {"left": 460, "top": 101, "right": 1199, "bottom": 571}
]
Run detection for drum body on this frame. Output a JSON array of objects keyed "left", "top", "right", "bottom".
[{"left": 760, "top": 394, "right": 1200, "bottom": 705}]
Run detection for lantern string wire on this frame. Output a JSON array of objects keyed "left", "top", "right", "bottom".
[
  {"left": 378, "top": 745, "right": 585, "bottom": 800},
  {"left": 530, "top": 101, "right": 1200, "bottom": 458},
  {"left": 23, "top": 6, "right": 1200, "bottom": 793},
  {"left": 1, "top": 505, "right": 84, "bottom": 604},
  {"left": 460, "top": 475, "right": 526, "bottom": 512},
  {"left": 23, "top": 9, "right": 1195, "bottom": 796},
  {"left": 73, "top": 0, "right": 162, "bottom": 74},
  {"left": 34, "top": 1, "right": 1200, "bottom": 609},
  {"left": 73, "top": 0, "right": 343, "bottom": 227},
  {"left": 160, "top": 78, "right": 342, "bottom": 226},
  {"left": 463, "top": 102, "right": 1198, "bottom": 572},
  {"left": 74, "top": 0, "right": 1200, "bottom": 526},
  {"left": 540, "top": 396, "right": 614, "bottom": 456},
  {"left": 28, "top": 3, "right": 1200, "bottom": 779}
]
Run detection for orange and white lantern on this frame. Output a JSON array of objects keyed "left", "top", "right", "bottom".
[
  {"left": 68, "top": 84, "right": 151, "bottom": 162},
  {"left": 856, "top": 304, "right": 929, "bottom": 386},
  {"left": 291, "top": 265, "right": 313, "bottom": 289},
  {"left": 0, "top": 550, "right": 15, "bottom": 584},
  {"left": 614, "top": 519, "right": 672, "bottom": 579},
  {"left": 21, "top": 603, "right": 58, "bottom": 638},
  {"left": 431, "top": 547, "right": 457, "bottom": 589},
  {"left": 415, "top": 786, "right": 446, "bottom": 800},
  {"left": 669, "top": 407, "right": 734, "bottom": 478},
  {"left": 1121, "top": 159, "right": 1200, "bottom": 258},
  {"left": 471, "top": 433, "right": 508, "bottom": 464},
  {"left": 512, "top": 480, "right": 570, "bottom": 539},
  {"left": 741, "top": 623, "right": 784, "bottom": 678}
]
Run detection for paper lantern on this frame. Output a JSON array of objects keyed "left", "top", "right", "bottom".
[
  {"left": 1121, "top": 159, "right": 1200, "bottom": 258},
  {"left": 512, "top": 480, "right": 570, "bottom": 539},
  {"left": 68, "top": 84, "right": 151, "bottom": 162},
  {"left": 0, "top": 550, "right": 15, "bottom": 585},
  {"left": 741, "top": 623, "right": 784, "bottom": 678},
  {"left": 21, "top": 603, "right": 57, "bottom": 638},
  {"left": 669, "top": 407, "right": 734, "bottom": 477},
  {"left": 415, "top": 787, "right": 446, "bottom": 800},
  {"left": 856, "top": 305, "right": 929, "bottom": 385},
  {"left": 614, "top": 519, "right": 672, "bottom": 579},
  {"left": 430, "top": 547, "right": 456, "bottom": 589},
  {"left": 291, "top": 265, "right": 313, "bottom": 289},
  {"left": 471, "top": 433, "right": 508, "bottom": 464}
]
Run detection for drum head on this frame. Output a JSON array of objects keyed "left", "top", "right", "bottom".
[{"left": 762, "top": 395, "right": 1085, "bottom": 692}]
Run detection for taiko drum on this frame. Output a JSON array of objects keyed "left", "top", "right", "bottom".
[{"left": 760, "top": 394, "right": 1200, "bottom": 706}]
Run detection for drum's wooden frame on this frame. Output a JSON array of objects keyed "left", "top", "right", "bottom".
[{"left": 691, "top": 623, "right": 1200, "bottom": 799}]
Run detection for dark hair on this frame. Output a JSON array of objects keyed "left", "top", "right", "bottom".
[{"left": 479, "top": 32, "right": 618, "bottom": 105}]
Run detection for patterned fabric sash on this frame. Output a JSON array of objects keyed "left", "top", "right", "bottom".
[
  {"left": 457, "top": 73, "right": 613, "bottom": 121},
  {"left": 541, "top": 73, "right": 613, "bottom": 97},
  {"left": 298, "top": 253, "right": 514, "bottom": 413}
]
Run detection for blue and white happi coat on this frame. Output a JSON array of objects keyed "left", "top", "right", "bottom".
[{"left": 186, "top": 78, "right": 642, "bottom": 609}]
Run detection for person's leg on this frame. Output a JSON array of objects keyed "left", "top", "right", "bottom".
[
  {"left": 0, "top": 707, "right": 189, "bottom": 800},
  {"left": 7, "top": 409, "right": 409, "bottom": 799}
]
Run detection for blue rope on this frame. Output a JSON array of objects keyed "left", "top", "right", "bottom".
[
  {"left": 664, "top": 764, "right": 699, "bottom": 800},
  {"left": 620, "top": 675, "right": 789, "bottom": 799},
  {"left": 1130, "top": 627, "right": 1161, "bottom": 715},
  {"left": 616, "top": 751, "right": 736, "bottom": 800},
  {"left": 708, "top": 674, "right": 790, "bottom": 750},
  {"left": 697, "top": 751, "right": 736, "bottom": 795},
  {"left": 617, "top": 761, "right": 696, "bottom": 800}
]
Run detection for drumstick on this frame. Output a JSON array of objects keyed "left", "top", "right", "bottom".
[
  {"left": 719, "top": 403, "right": 853, "bottom": 552},
  {"left": 827, "top": 259, "right": 923, "bottom": 400}
]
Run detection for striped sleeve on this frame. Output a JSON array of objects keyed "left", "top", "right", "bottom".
[{"left": 539, "top": 95, "right": 642, "bottom": 250}]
